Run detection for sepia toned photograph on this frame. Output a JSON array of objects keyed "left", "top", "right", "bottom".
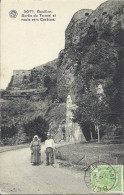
[{"left": 0, "top": 0, "right": 124, "bottom": 194}]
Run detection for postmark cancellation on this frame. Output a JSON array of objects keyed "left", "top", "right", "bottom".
[{"left": 84, "top": 161, "right": 123, "bottom": 193}]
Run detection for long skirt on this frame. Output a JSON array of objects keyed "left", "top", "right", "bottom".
[{"left": 31, "top": 146, "right": 41, "bottom": 164}]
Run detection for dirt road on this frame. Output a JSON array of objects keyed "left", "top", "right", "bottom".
[{"left": 0, "top": 145, "right": 89, "bottom": 194}]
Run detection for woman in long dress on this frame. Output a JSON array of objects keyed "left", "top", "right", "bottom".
[{"left": 30, "top": 135, "right": 41, "bottom": 165}]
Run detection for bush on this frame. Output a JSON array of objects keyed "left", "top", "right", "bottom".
[
  {"left": 1, "top": 124, "right": 17, "bottom": 139},
  {"left": 23, "top": 116, "right": 49, "bottom": 142}
]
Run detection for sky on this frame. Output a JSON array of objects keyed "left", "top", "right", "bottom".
[{"left": 1, "top": 0, "right": 106, "bottom": 89}]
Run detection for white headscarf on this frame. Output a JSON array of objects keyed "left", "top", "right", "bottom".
[{"left": 33, "top": 135, "right": 39, "bottom": 141}]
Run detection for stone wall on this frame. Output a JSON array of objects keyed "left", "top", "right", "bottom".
[
  {"left": 13, "top": 70, "right": 31, "bottom": 76},
  {"left": 7, "top": 70, "right": 31, "bottom": 90}
]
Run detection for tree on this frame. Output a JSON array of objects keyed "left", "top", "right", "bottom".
[
  {"left": 23, "top": 116, "right": 49, "bottom": 142},
  {"left": 73, "top": 91, "right": 111, "bottom": 143},
  {"left": 1, "top": 124, "right": 17, "bottom": 139}
]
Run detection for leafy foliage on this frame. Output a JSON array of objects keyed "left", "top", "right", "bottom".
[
  {"left": 73, "top": 90, "right": 111, "bottom": 141},
  {"left": 23, "top": 116, "right": 49, "bottom": 142},
  {"left": 74, "top": 92, "right": 110, "bottom": 125},
  {"left": 1, "top": 124, "right": 17, "bottom": 139},
  {"left": 73, "top": 23, "right": 124, "bottom": 139}
]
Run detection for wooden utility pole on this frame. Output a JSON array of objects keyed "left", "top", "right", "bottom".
[
  {"left": 97, "top": 125, "right": 100, "bottom": 144},
  {"left": 96, "top": 124, "right": 100, "bottom": 144}
]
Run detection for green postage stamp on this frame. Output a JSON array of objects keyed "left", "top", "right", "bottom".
[{"left": 91, "top": 165, "right": 123, "bottom": 193}]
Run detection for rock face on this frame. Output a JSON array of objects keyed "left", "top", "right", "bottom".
[
  {"left": 2, "top": 0, "right": 124, "bottom": 144},
  {"left": 65, "top": 9, "right": 93, "bottom": 49},
  {"left": 57, "top": 9, "right": 93, "bottom": 102},
  {"left": 57, "top": 0, "right": 124, "bottom": 141},
  {"left": 65, "top": 95, "right": 85, "bottom": 143},
  {"left": 57, "top": 0, "right": 124, "bottom": 103}
]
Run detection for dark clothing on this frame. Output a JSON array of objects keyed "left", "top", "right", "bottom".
[
  {"left": 46, "top": 147, "right": 54, "bottom": 165},
  {"left": 30, "top": 140, "right": 41, "bottom": 164}
]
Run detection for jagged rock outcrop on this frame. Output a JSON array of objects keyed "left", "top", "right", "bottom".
[
  {"left": 57, "top": 9, "right": 93, "bottom": 102},
  {"left": 57, "top": 0, "right": 124, "bottom": 104},
  {"left": 57, "top": 0, "right": 124, "bottom": 140},
  {"left": 65, "top": 9, "right": 93, "bottom": 49}
]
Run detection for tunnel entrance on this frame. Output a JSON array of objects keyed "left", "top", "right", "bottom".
[{"left": 81, "top": 122, "right": 97, "bottom": 141}]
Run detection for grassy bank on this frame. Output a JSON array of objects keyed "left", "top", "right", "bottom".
[{"left": 56, "top": 143, "right": 124, "bottom": 171}]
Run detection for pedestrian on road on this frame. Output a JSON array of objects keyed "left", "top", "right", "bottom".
[
  {"left": 30, "top": 135, "right": 41, "bottom": 165},
  {"left": 45, "top": 133, "right": 56, "bottom": 166}
]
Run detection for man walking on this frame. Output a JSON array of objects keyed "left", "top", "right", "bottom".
[{"left": 45, "top": 132, "right": 56, "bottom": 166}]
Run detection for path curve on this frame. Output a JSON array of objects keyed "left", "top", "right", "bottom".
[{"left": 0, "top": 146, "right": 89, "bottom": 194}]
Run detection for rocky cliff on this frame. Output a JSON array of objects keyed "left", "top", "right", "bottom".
[
  {"left": 57, "top": 0, "right": 124, "bottom": 103},
  {"left": 2, "top": 0, "right": 124, "bottom": 144},
  {"left": 56, "top": 0, "right": 124, "bottom": 141}
]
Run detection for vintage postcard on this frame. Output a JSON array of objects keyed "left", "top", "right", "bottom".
[{"left": 0, "top": 0, "right": 124, "bottom": 194}]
